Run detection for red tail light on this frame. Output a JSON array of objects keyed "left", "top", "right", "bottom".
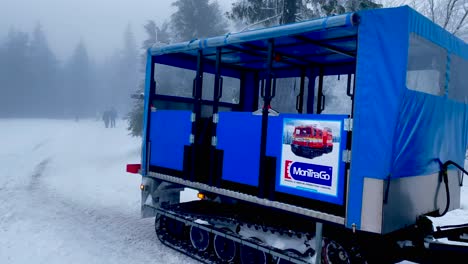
[{"left": 126, "top": 164, "right": 141, "bottom": 174}]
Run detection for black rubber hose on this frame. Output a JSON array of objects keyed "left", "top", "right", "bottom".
[
  {"left": 437, "top": 160, "right": 468, "bottom": 217},
  {"left": 438, "top": 168, "right": 450, "bottom": 217},
  {"left": 443, "top": 160, "right": 467, "bottom": 186}
]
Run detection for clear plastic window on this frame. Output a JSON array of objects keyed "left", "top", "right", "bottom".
[
  {"left": 406, "top": 34, "right": 447, "bottom": 96},
  {"left": 314, "top": 74, "right": 353, "bottom": 115},
  {"left": 448, "top": 55, "right": 468, "bottom": 104},
  {"left": 152, "top": 100, "right": 192, "bottom": 111},
  {"left": 154, "top": 64, "right": 195, "bottom": 98},
  {"left": 202, "top": 73, "right": 241, "bottom": 104},
  {"left": 258, "top": 77, "right": 309, "bottom": 114}
]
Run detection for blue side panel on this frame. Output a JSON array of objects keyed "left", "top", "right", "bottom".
[
  {"left": 149, "top": 110, "right": 192, "bottom": 171},
  {"left": 141, "top": 52, "right": 153, "bottom": 176},
  {"left": 217, "top": 112, "right": 262, "bottom": 186},
  {"left": 391, "top": 90, "right": 468, "bottom": 176},
  {"left": 267, "top": 114, "right": 348, "bottom": 205},
  {"left": 347, "top": 7, "right": 409, "bottom": 229}
]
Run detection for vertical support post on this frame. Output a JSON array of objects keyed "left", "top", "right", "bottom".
[
  {"left": 189, "top": 50, "right": 204, "bottom": 181},
  {"left": 316, "top": 67, "right": 324, "bottom": 114},
  {"left": 213, "top": 48, "right": 222, "bottom": 114},
  {"left": 258, "top": 39, "right": 275, "bottom": 198},
  {"left": 142, "top": 51, "right": 155, "bottom": 176},
  {"left": 210, "top": 48, "right": 222, "bottom": 186},
  {"left": 296, "top": 68, "right": 306, "bottom": 113},
  {"left": 315, "top": 222, "right": 323, "bottom": 263},
  {"left": 351, "top": 73, "right": 356, "bottom": 118},
  {"left": 306, "top": 72, "right": 315, "bottom": 114}
]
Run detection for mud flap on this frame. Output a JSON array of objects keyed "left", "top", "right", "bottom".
[{"left": 141, "top": 177, "right": 184, "bottom": 218}]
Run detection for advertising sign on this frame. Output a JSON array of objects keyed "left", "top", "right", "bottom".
[{"left": 280, "top": 118, "right": 343, "bottom": 197}]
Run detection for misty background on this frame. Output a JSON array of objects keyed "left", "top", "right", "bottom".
[
  {"left": 1, "top": 0, "right": 466, "bottom": 131},
  {"left": 0, "top": 0, "right": 234, "bottom": 120}
]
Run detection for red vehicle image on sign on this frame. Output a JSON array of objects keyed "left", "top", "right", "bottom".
[{"left": 290, "top": 125, "right": 333, "bottom": 159}]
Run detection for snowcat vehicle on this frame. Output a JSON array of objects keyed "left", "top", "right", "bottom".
[
  {"left": 291, "top": 125, "right": 333, "bottom": 158},
  {"left": 127, "top": 6, "right": 468, "bottom": 263}
]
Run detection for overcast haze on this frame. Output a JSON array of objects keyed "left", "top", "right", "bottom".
[{"left": 1, "top": 0, "right": 234, "bottom": 62}]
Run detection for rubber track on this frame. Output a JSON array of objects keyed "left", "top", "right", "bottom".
[{"left": 154, "top": 200, "right": 316, "bottom": 264}]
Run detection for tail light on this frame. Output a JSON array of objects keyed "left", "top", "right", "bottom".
[{"left": 126, "top": 164, "right": 141, "bottom": 174}]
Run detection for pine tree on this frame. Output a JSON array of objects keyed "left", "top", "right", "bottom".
[
  {"left": 0, "top": 35, "right": 6, "bottom": 115},
  {"left": 29, "top": 23, "right": 59, "bottom": 117},
  {"left": 1, "top": 28, "right": 30, "bottom": 117},
  {"left": 229, "top": 0, "right": 382, "bottom": 28},
  {"left": 127, "top": 20, "right": 172, "bottom": 137},
  {"left": 344, "top": 0, "right": 382, "bottom": 12},
  {"left": 114, "top": 24, "right": 138, "bottom": 116},
  {"left": 228, "top": 0, "right": 284, "bottom": 27},
  {"left": 65, "top": 40, "right": 94, "bottom": 119},
  {"left": 171, "top": 0, "right": 228, "bottom": 41}
]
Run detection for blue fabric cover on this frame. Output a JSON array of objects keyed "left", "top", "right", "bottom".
[
  {"left": 347, "top": 7, "right": 410, "bottom": 228},
  {"left": 347, "top": 6, "right": 468, "bottom": 229},
  {"left": 391, "top": 90, "right": 468, "bottom": 176}
]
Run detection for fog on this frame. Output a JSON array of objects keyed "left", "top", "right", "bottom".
[
  {"left": 0, "top": 0, "right": 234, "bottom": 60},
  {"left": 0, "top": 0, "right": 235, "bottom": 121}
]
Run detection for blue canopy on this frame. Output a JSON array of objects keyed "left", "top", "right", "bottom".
[{"left": 150, "top": 12, "right": 358, "bottom": 77}]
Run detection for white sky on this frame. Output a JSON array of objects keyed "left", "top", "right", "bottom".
[{"left": 0, "top": 0, "right": 235, "bottom": 63}]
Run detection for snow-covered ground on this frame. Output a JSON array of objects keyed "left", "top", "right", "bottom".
[
  {"left": 0, "top": 119, "right": 198, "bottom": 264},
  {"left": 0, "top": 119, "right": 467, "bottom": 264}
]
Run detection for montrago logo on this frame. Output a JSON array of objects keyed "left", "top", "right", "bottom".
[{"left": 284, "top": 160, "right": 332, "bottom": 186}]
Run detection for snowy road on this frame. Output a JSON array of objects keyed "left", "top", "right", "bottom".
[
  {"left": 1, "top": 119, "right": 467, "bottom": 264},
  {"left": 0, "top": 119, "right": 198, "bottom": 264}
]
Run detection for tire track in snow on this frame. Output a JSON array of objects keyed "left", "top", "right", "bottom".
[
  {"left": 19, "top": 179, "right": 198, "bottom": 264},
  {"left": 32, "top": 139, "right": 49, "bottom": 151},
  {"left": 29, "top": 157, "right": 51, "bottom": 190}
]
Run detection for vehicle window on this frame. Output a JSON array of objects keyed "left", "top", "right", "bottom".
[
  {"left": 448, "top": 54, "right": 468, "bottom": 103},
  {"left": 259, "top": 77, "right": 309, "bottom": 113},
  {"left": 152, "top": 100, "right": 192, "bottom": 111},
  {"left": 202, "top": 73, "right": 241, "bottom": 104},
  {"left": 154, "top": 64, "right": 195, "bottom": 98},
  {"left": 406, "top": 33, "right": 447, "bottom": 96},
  {"left": 314, "top": 74, "right": 353, "bottom": 115}
]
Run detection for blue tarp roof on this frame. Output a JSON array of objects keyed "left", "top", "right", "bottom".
[{"left": 150, "top": 12, "right": 359, "bottom": 73}]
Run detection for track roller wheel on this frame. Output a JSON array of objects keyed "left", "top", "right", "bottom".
[
  {"left": 155, "top": 215, "right": 185, "bottom": 238},
  {"left": 190, "top": 225, "right": 211, "bottom": 252},
  {"left": 214, "top": 228, "right": 237, "bottom": 262},
  {"left": 240, "top": 237, "right": 268, "bottom": 264},
  {"left": 322, "top": 237, "right": 351, "bottom": 264}
]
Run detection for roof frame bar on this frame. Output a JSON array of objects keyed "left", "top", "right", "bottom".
[
  {"left": 224, "top": 44, "right": 305, "bottom": 67},
  {"left": 242, "top": 42, "right": 314, "bottom": 65},
  {"left": 293, "top": 35, "right": 356, "bottom": 58}
]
